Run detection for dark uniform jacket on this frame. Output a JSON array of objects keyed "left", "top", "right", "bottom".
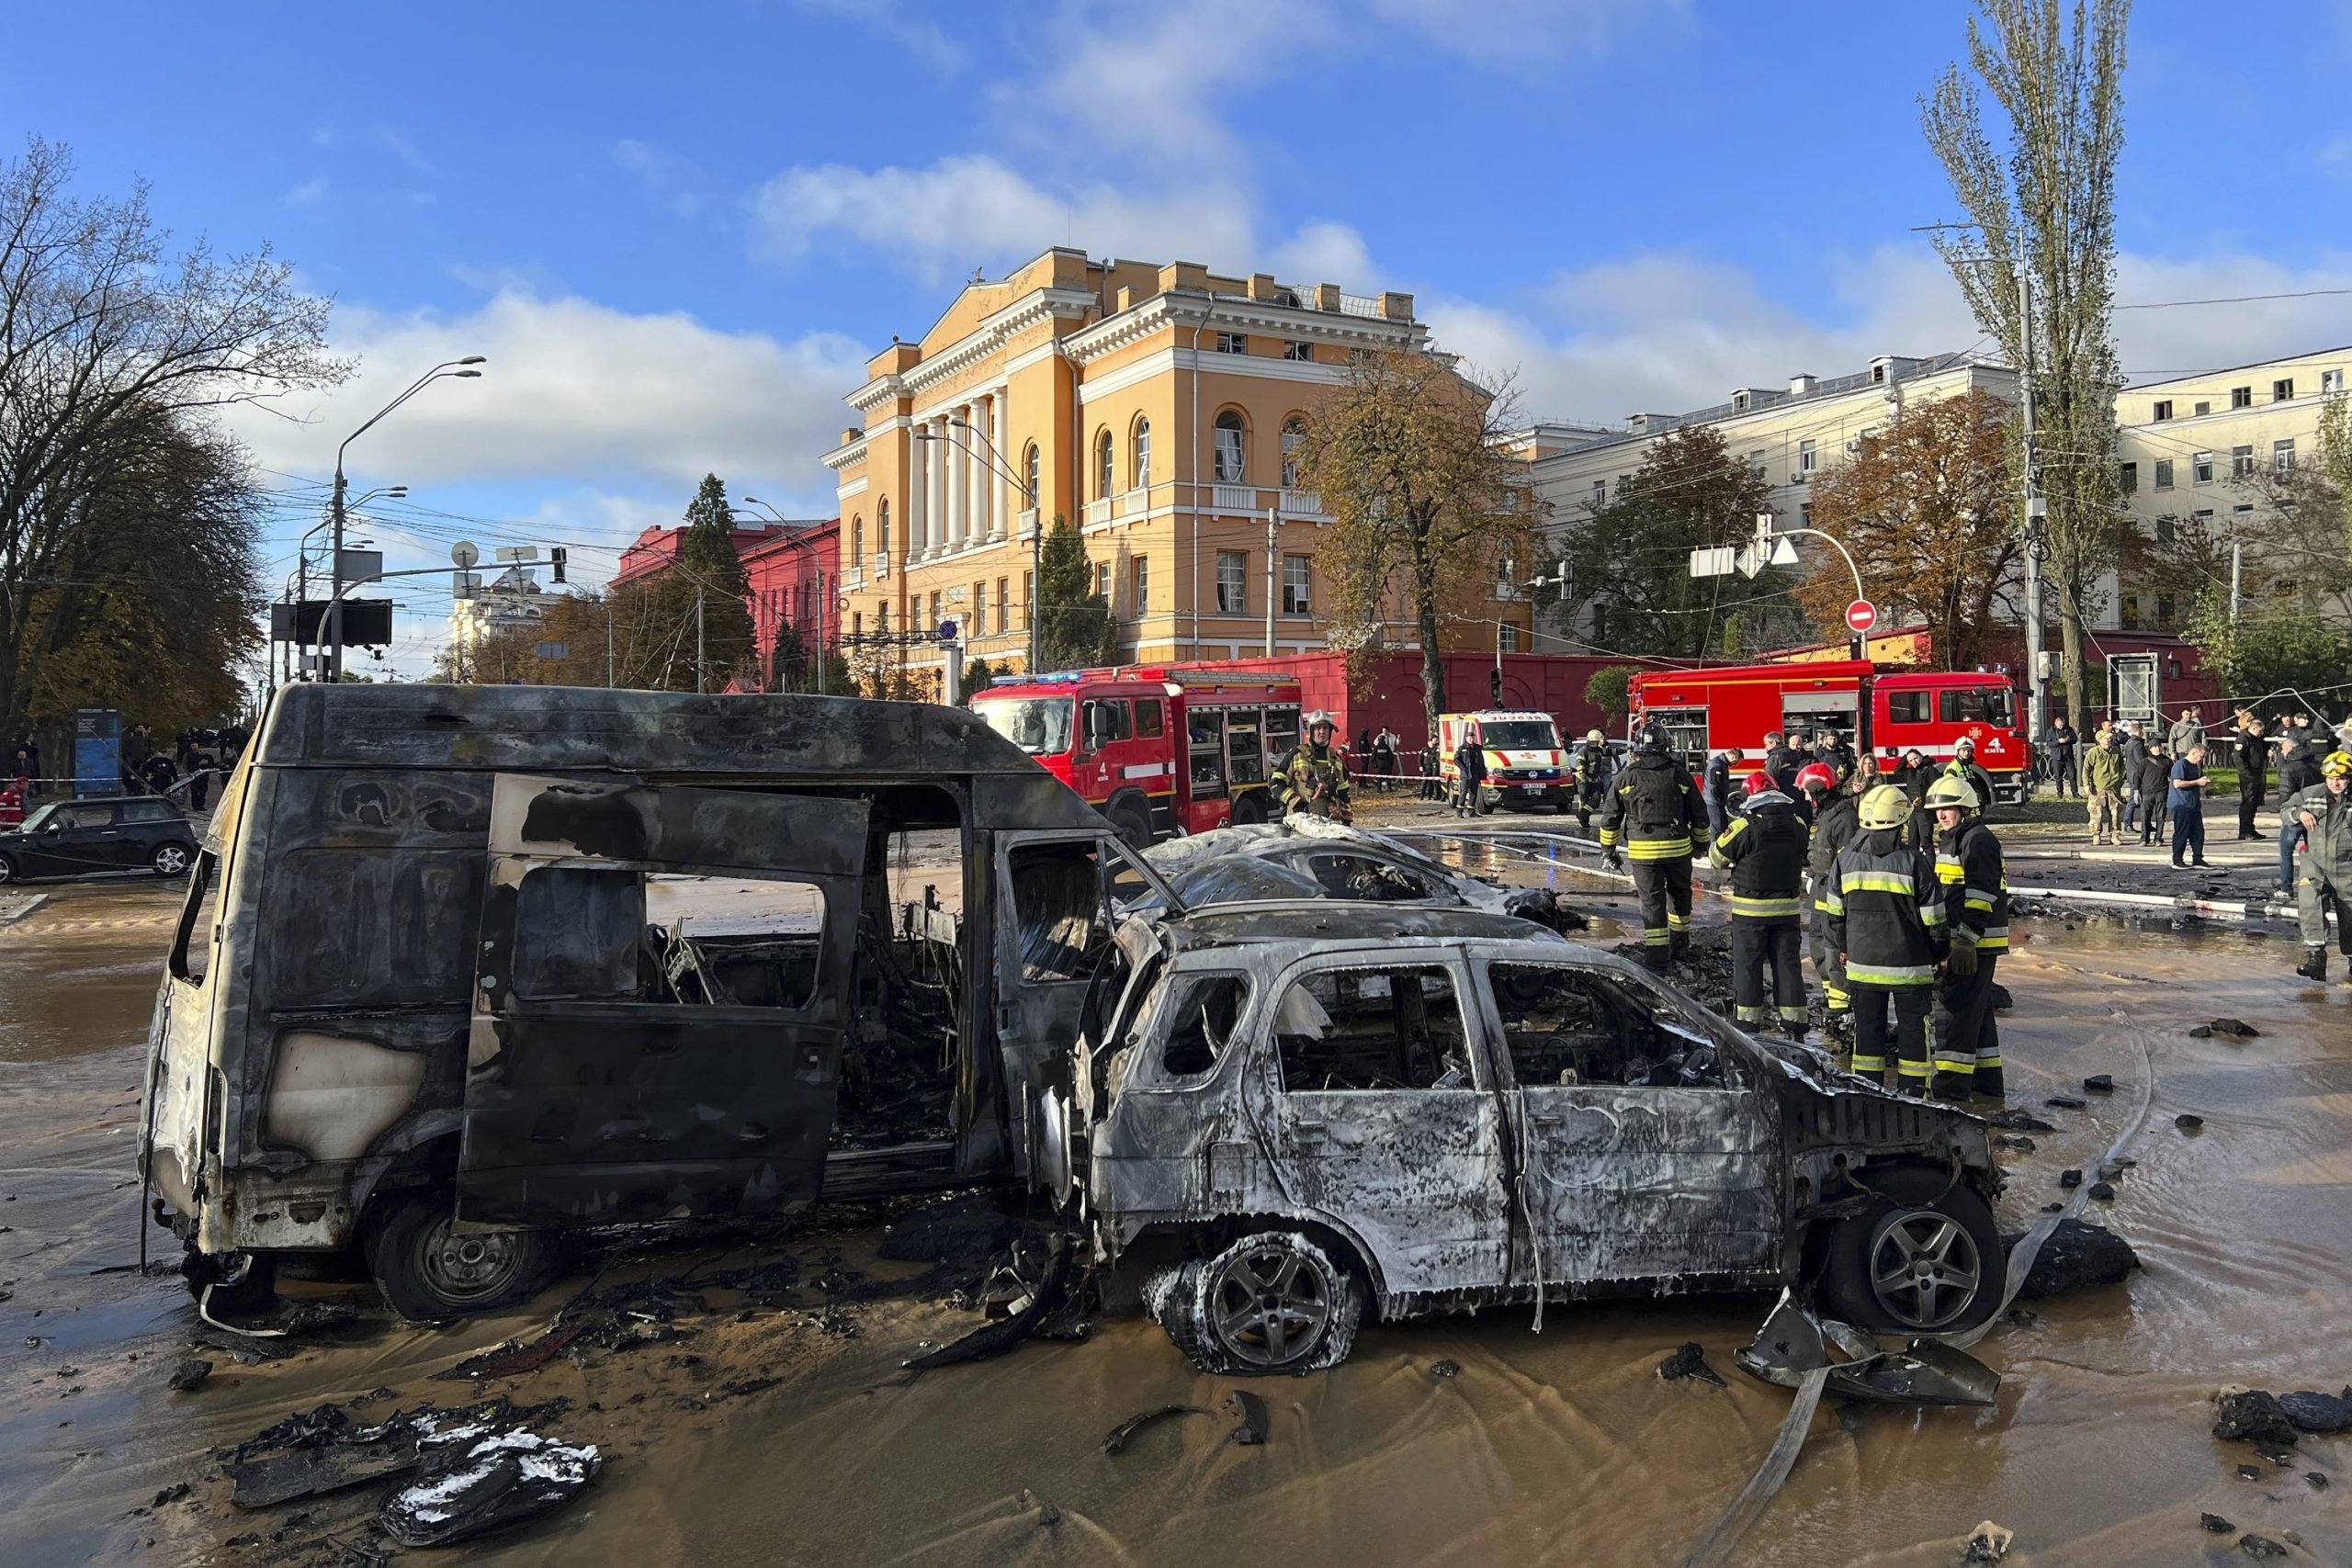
[
  {"left": 1575, "top": 740, "right": 1611, "bottom": 799},
  {"left": 1708, "top": 792, "right": 1809, "bottom": 919},
  {"left": 1936, "top": 819, "right": 2010, "bottom": 955},
  {"left": 1600, "top": 751, "right": 1707, "bottom": 861},
  {"left": 2279, "top": 732, "right": 2320, "bottom": 795},
  {"left": 1454, "top": 739, "right": 1488, "bottom": 786},
  {"left": 1825, "top": 827, "right": 1950, "bottom": 987},
  {"left": 1283, "top": 742, "right": 1352, "bottom": 818},
  {"left": 1943, "top": 757, "right": 1996, "bottom": 812},
  {"left": 1806, "top": 792, "right": 1862, "bottom": 906}
]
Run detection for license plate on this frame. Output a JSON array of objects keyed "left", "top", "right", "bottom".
[{"left": 1521, "top": 784, "right": 1544, "bottom": 793}]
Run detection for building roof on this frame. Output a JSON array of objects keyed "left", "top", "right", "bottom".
[{"left": 2122, "top": 344, "right": 2352, "bottom": 394}]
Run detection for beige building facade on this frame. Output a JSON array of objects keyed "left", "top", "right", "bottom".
[
  {"left": 2110, "top": 344, "right": 2350, "bottom": 630},
  {"left": 821, "top": 248, "right": 1518, "bottom": 691}
]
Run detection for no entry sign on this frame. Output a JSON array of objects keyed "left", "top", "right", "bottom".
[{"left": 1845, "top": 600, "right": 1877, "bottom": 635}]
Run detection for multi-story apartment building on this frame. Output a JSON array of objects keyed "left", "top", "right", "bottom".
[
  {"left": 1523, "top": 354, "right": 2018, "bottom": 649},
  {"left": 821, "top": 247, "right": 1520, "bottom": 691},
  {"left": 448, "top": 565, "right": 547, "bottom": 662},
  {"left": 2110, "top": 344, "right": 2350, "bottom": 630}
]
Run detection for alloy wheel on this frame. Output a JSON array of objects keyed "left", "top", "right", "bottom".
[
  {"left": 1869, "top": 1210, "right": 1984, "bottom": 1330},
  {"left": 153, "top": 845, "right": 190, "bottom": 876},
  {"left": 1207, "top": 1239, "right": 1333, "bottom": 1368}
]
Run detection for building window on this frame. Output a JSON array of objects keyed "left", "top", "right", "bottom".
[
  {"left": 1215, "top": 332, "right": 1248, "bottom": 355},
  {"left": 2231, "top": 386, "right": 2253, "bottom": 409},
  {"left": 2193, "top": 400, "right": 2211, "bottom": 416},
  {"left": 1732, "top": 391, "right": 1749, "bottom": 412},
  {"left": 1282, "top": 555, "right": 1311, "bottom": 615},
  {"left": 1590, "top": 479, "right": 1606, "bottom": 506},
  {"left": 2155, "top": 594, "right": 2176, "bottom": 626},
  {"left": 877, "top": 603, "right": 891, "bottom": 635},
  {"left": 852, "top": 611, "right": 863, "bottom": 639},
  {"left": 1280, "top": 416, "right": 1306, "bottom": 488},
  {"left": 1131, "top": 557, "right": 1148, "bottom": 616},
  {"left": 1214, "top": 411, "right": 1248, "bottom": 483},
  {"left": 2325, "top": 369, "right": 2346, "bottom": 395},
  {"left": 2192, "top": 509, "right": 2214, "bottom": 535},
  {"left": 2154, "top": 458, "right": 2174, "bottom": 489},
  {"left": 1797, "top": 439, "right": 1816, "bottom": 478},
  {"left": 2275, "top": 438, "right": 2297, "bottom": 475},
  {"left": 996, "top": 578, "right": 1010, "bottom": 634},
  {"left": 1871, "top": 364, "right": 1887, "bottom": 385},
  {"left": 2119, "top": 594, "right": 2141, "bottom": 629},
  {"left": 2154, "top": 514, "right": 2176, "bottom": 544},
  {"left": 2193, "top": 450, "right": 2213, "bottom": 484},
  {"left": 1132, "top": 417, "right": 1152, "bottom": 489},
  {"left": 2232, "top": 444, "right": 2254, "bottom": 479},
  {"left": 1023, "top": 443, "right": 1040, "bottom": 508},
  {"left": 1498, "top": 622, "right": 1520, "bottom": 653},
  {"left": 1283, "top": 341, "right": 1315, "bottom": 362},
  {"left": 927, "top": 592, "right": 940, "bottom": 631},
  {"left": 878, "top": 500, "right": 892, "bottom": 569},
  {"left": 1095, "top": 428, "right": 1114, "bottom": 499},
  {"left": 1800, "top": 502, "right": 1814, "bottom": 527},
  {"left": 2274, "top": 378, "right": 2295, "bottom": 401},
  {"left": 1094, "top": 562, "right": 1111, "bottom": 602},
  {"left": 2233, "top": 503, "right": 2255, "bottom": 522},
  {"left": 1748, "top": 450, "right": 1767, "bottom": 481},
  {"left": 1217, "top": 550, "right": 1249, "bottom": 614},
  {"left": 851, "top": 514, "right": 865, "bottom": 563},
  {"left": 2152, "top": 400, "right": 2173, "bottom": 422},
  {"left": 2119, "top": 461, "right": 2137, "bottom": 496}
]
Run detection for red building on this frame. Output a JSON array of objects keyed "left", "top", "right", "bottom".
[{"left": 613, "top": 517, "right": 841, "bottom": 688}]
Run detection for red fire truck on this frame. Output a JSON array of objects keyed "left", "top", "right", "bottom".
[
  {"left": 971, "top": 667, "right": 1303, "bottom": 842},
  {"left": 1628, "top": 660, "right": 2033, "bottom": 804}
]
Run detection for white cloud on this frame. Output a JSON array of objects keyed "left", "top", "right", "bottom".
[
  {"left": 752, "top": 154, "right": 1255, "bottom": 282},
  {"left": 1268, "top": 221, "right": 1376, "bottom": 289},
  {"left": 797, "top": 0, "right": 965, "bottom": 73},
  {"left": 227, "top": 289, "right": 872, "bottom": 514},
  {"left": 613, "top": 139, "right": 705, "bottom": 219},
  {"left": 2109, "top": 252, "right": 2352, "bottom": 380},
  {"left": 284, "top": 176, "right": 327, "bottom": 206}
]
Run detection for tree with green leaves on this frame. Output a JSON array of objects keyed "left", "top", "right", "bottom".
[
  {"left": 1557, "top": 425, "right": 1795, "bottom": 659},
  {"left": 961, "top": 656, "right": 999, "bottom": 700},
  {"left": 1921, "top": 0, "right": 2131, "bottom": 730},
  {"left": 1035, "top": 515, "right": 1116, "bottom": 671},
  {"left": 2185, "top": 592, "right": 2352, "bottom": 711},
  {"left": 1584, "top": 665, "right": 1637, "bottom": 725},
  {"left": 672, "top": 474, "right": 755, "bottom": 692}
]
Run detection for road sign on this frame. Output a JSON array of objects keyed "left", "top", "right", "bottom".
[
  {"left": 936, "top": 620, "right": 959, "bottom": 643},
  {"left": 1845, "top": 600, "right": 1877, "bottom": 635}
]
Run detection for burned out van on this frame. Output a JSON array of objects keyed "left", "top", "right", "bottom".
[{"left": 138, "top": 684, "right": 1163, "bottom": 1319}]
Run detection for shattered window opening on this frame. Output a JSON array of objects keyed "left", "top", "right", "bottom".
[
  {"left": 1009, "top": 842, "right": 1108, "bottom": 983},
  {"left": 1486, "top": 962, "right": 1724, "bottom": 1089},
  {"left": 1273, "top": 964, "right": 1473, "bottom": 1092},
  {"left": 1152, "top": 972, "right": 1251, "bottom": 1079},
  {"left": 1299, "top": 852, "right": 1436, "bottom": 903},
  {"left": 510, "top": 866, "right": 829, "bottom": 1010}
]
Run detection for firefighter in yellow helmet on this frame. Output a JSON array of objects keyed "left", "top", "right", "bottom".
[
  {"left": 1925, "top": 773, "right": 2009, "bottom": 1100},
  {"left": 1824, "top": 784, "right": 1948, "bottom": 1092}
]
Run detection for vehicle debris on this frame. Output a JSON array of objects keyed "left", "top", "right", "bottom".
[
  {"left": 1983, "top": 1109, "right": 2056, "bottom": 1133},
  {"left": 2046, "top": 1094, "right": 2088, "bottom": 1110},
  {"left": 1430, "top": 1359, "right": 1462, "bottom": 1379},
  {"left": 378, "top": 1429, "right": 601, "bottom": 1548},
  {"left": 1102, "top": 1404, "right": 1209, "bottom": 1455},
  {"left": 2213, "top": 1388, "right": 2301, "bottom": 1446},
  {"left": 2087, "top": 1181, "right": 2117, "bottom": 1201},
  {"left": 166, "top": 1357, "right": 212, "bottom": 1393},
  {"left": 2278, "top": 1390, "right": 2352, "bottom": 1432},
  {"left": 904, "top": 1233, "right": 1078, "bottom": 1371},
  {"left": 1961, "top": 1519, "right": 2013, "bottom": 1562},
  {"left": 1735, "top": 1292, "right": 1997, "bottom": 1406},
  {"left": 2083, "top": 1074, "right": 2116, "bottom": 1093},
  {"left": 2011, "top": 1219, "right": 2141, "bottom": 1299},
  {"left": 2238, "top": 1534, "right": 2289, "bottom": 1559},
  {"left": 2060, "top": 1169, "right": 2084, "bottom": 1188},
  {"left": 1226, "top": 1390, "right": 1270, "bottom": 1446},
  {"left": 2177, "top": 1113, "right": 2206, "bottom": 1132},
  {"left": 2308, "top": 1472, "right": 2330, "bottom": 1489},
  {"left": 220, "top": 1393, "right": 571, "bottom": 1508},
  {"left": 1994, "top": 1134, "right": 2036, "bottom": 1153},
  {"left": 2190, "top": 1018, "right": 2260, "bottom": 1038},
  {"left": 1657, "top": 1342, "right": 1727, "bottom": 1387},
  {"left": 2236, "top": 1464, "right": 2265, "bottom": 1481}
]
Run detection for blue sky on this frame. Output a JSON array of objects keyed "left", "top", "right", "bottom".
[{"left": 8, "top": 0, "right": 2350, "bottom": 673}]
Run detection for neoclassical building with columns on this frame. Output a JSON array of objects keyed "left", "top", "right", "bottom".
[{"left": 821, "top": 246, "right": 1524, "bottom": 692}]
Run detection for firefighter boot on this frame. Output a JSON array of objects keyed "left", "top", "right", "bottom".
[
  {"left": 1669, "top": 931, "right": 1691, "bottom": 964},
  {"left": 2297, "top": 946, "right": 2328, "bottom": 983}
]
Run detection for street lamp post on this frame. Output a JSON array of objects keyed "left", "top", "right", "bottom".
[
  {"left": 328, "top": 358, "right": 484, "bottom": 679},
  {"left": 917, "top": 421, "right": 1039, "bottom": 671}
]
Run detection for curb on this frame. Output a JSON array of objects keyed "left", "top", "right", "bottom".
[{"left": 0, "top": 893, "right": 50, "bottom": 928}]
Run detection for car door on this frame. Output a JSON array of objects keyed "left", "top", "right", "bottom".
[
  {"left": 37, "top": 803, "right": 127, "bottom": 874},
  {"left": 1475, "top": 954, "right": 1781, "bottom": 1286},
  {"left": 1263, "top": 951, "right": 1512, "bottom": 1297},
  {"left": 458, "top": 773, "right": 869, "bottom": 1229}
]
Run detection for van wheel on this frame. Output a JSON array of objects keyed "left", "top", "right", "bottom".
[
  {"left": 1148, "top": 1230, "right": 1363, "bottom": 1375},
  {"left": 366, "top": 1190, "right": 564, "bottom": 1322},
  {"left": 1815, "top": 1167, "right": 2002, "bottom": 1334},
  {"left": 1109, "top": 796, "right": 1154, "bottom": 848},
  {"left": 1230, "top": 789, "right": 1266, "bottom": 826}
]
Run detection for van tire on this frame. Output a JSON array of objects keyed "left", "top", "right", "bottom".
[
  {"left": 366, "top": 1190, "right": 564, "bottom": 1322},
  {"left": 1230, "top": 789, "right": 1266, "bottom": 826},
  {"left": 1147, "top": 1230, "right": 1364, "bottom": 1375},
  {"left": 1109, "top": 795, "right": 1154, "bottom": 848}
]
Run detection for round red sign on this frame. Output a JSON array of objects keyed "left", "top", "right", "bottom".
[{"left": 1845, "top": 600, "right": 1877, "bottom": 635}]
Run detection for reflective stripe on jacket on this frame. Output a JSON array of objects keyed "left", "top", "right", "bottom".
[
  {"left": 1709, "top": 793, "right": 1809, "bottom": 920},
  {"left": 1936, "top": 818, "right": 2009, "bottom": 953},
  {"left": 1825, "top": 828, "right": 1949, "bottom": 986}
]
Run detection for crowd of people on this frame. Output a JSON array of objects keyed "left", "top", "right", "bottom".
[{"left": 4, "top": 721, "right": 249, "bottom": 823}]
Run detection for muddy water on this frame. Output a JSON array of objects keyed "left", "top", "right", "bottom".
[{"left": 6, "top": 881, "right": 2352, "bottom": 1564}]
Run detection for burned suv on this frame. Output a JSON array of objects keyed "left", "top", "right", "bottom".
[{"left": 1061, "top": 905, "right": 2003, "bottom": 1374}]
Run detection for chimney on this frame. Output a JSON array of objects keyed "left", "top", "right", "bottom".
[
  {"left": 1248, "top": 272, "right": 1278, "bottom": 302},
  {"left": 842, "top": 427, "right": 860, "bottom": 446},
  {"left": 1379, "top": 291, "right": 1414, "bottom": 321},
  {"left": 1312, "top": 283, "right": 1341, "bottom": 311},
  {"left": 1789, "top": 373, "right": 1816, "bottom": 396}
]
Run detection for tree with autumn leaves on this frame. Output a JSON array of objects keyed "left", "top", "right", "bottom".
[{"left": 1796, "top": 388, "right": 2022, "bottom": 670}]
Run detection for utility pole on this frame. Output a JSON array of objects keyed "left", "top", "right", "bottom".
[
  {"left": 695, "top": 592, "right": 707, "bottom": 694},
  {"left": 605, "top": 599, "right": 616, "bottom": 687},
  {"left": 2230, "top": 536, "right": 2245, "bottom": 621},
  {"left": 2016, "top": 256, "right": 2051, "bottom": 739},
  {"left": 1264, "top": 505, "right": 1278, "bottom": 656}
]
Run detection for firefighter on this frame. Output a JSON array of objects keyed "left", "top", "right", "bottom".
[
  {"left": 1573, "top": 728, "right": 1611, "bottom": 833},
  {"left": 1600, "top": 722, "right": 1708, "bottom": 969},
  {"left": 1452, "top": 728, "right": 1489, "bottom": 818},
  {"left": 2290, "top": 750, "right": 2352, "bottom": 982},
  {"left": 1825, "top": 784, "right": 1949, "bottom": 1093},
  {"left": 1944, "top": 737, "right": 1997, "bottom": 818},
  {"left": 1797, "top": 759, "right": 1858, "bottom": 1044},
  {"left": 1283, "top": 710, "right": 1353, "bottom": 824},
  {"left": 1926, "top": 775, "right": 2009, "bottom": 1100},
  {"left": 1709, "top": 771, "right": 1812, "bottom": 1035}
]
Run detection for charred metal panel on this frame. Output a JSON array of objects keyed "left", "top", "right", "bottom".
[
  {"left": 498, "top": 778, "right": 868, "bottom": 875},
  {"left": 1274, "top": 1090, "right": 1512, "bottom": 1295}
]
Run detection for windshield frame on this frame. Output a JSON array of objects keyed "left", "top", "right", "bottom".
[
  {"left": 17, "top": 801, "right": 62, "bottom": 833},
  {"left": 976, "top": 694, "right": 1076, "bottom": 757},
  {"left": 1478, "top": 721, "right": 1558, "bottom": 750}
]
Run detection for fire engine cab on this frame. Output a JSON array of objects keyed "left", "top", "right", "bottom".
[
  {"left": 1629, "top": 660, "right": 2032, "bottom": 804},
  {"left": 971, "top": 667, "right": 1302, "bottom": 843}
]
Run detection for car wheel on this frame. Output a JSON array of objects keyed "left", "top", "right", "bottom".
[
  {"left": 0, "top": 853, "right": 15, "bottom": 886},
  {"left": 1148, "top": 1230, "right": 1364, "bottom": 1375},
  {"left": 1109, "top": 795, "right": 1154, "bottom": 849},
  {"left": 151, "top": 842, "right": 193, "bottom": 877},
  {"left": 1229, "top": 789, "right": 1267, "bottom": 826},
  {"left": 365, "top": 1190, "right": 565, "bottom": 1322},
  {"left": 1815, "top": 1166, "right": 2002, "bottom": 1335}
]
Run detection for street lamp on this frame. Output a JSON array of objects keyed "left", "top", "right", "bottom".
[
  {"left": 915, "top": 422, "right": 1041, "bottom": 671},
  {"left": 329, "top": 359, "right": 483, "bottom": 678}
]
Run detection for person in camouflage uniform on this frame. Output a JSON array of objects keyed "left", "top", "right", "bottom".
[{"left": 1283, "top": 711, "right": 1354, "bottom": 824}]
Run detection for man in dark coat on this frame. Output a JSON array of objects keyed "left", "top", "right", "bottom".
[{"left": 2234, "top": 716, "right": 2269, "bottom": 840}]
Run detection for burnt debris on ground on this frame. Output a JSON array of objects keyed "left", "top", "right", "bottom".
[{"left": 2007, "top": 1220, "right": 2142, "bottom": 1300}]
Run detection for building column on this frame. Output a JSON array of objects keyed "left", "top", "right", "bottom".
[
  {"left": 927, "top": 416, "right": 948, "bottom": 558},
  {"left": 951, "top": 403, "right": 973, "bottom": 550},
  {"left": 907, "top": 425, "right": 927, "bottom": 559},
  {"left": 973, "top": 395, "right": 994, "bottom": 543},
  {"left": 995, "top": 385, "right": 1014, "bottom": 538}
]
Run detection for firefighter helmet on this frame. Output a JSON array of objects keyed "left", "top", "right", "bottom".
[
  {"left": 1306, "top": 709, "right": 1335, "bottom": 734},
  {"left": 1745, "top": 771, "right": 1776, "bottom": 797},
  {"left": 1635, "top": 722, "right": 1671, "bottom": 754},
  {"left": 2323, "top": 750, "right": 2352, "bottom": 780},
  {"left": 1922, "top": 775, "right": 1981, "bottom": 813},
  {"left": 1586, "top": 728, "right": 1604, "bottom": 743},
  {"left": 1857, "top": 784, "right": 1913, "bottom": 830},
  {"left": 1793, "top": 761, "right": 1839, "bottom": 797}
]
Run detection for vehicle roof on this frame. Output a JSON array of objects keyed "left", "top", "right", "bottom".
[
  {"left": 253, "top": 683, "right": 1089, "bottom": 790},
  {"left": 1159, "top": 904, "right": 1560, "bottom": 952}
]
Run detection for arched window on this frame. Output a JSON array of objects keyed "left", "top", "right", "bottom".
[
  {"left": 1281, "top": 416, "right": 1307, "bottom": 489},
  {"left": 1213, "top": 410, "right": 1248, "bottom": 484},
  {"left": 1132, "top": 416, "right": 1153, "bottom": 489},
  {"left": 877, "top": 499, "right": 891, "bottom": 565},
  {"left": 1095, "top": 428, "right": 1115, "bottom": 499},
  {"left": 1023, "top": 442, "right": 1040, "bottom": 509},
  {"left": 851, "top": 514, "right": 865, "bottom": 562}
]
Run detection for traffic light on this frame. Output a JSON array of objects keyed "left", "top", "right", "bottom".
[
  {"left": 549, "top": 547, "right": 568, "bottom": 585},
  {"left": 1489, "top": 665, "right": 1503, "bottom": 705}
]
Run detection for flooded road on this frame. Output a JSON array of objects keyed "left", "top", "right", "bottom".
[{"left": 5, "top": 874, "right": 2352, "bottom": 1565}]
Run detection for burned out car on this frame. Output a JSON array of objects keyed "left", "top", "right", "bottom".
[
  {"left": 139, "top": 684, "right": 1162, "bottom": 1320},
  {"left": 1060, "top": 906, "right": 2004, "bottom": 1373},
  {"left": 1136, "top": 819, "right": 1582, "bottom": 933}
]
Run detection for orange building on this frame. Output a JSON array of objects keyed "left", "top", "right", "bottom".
[{"left": 821, "top": 247, "right": 1527, "bottom": 692}]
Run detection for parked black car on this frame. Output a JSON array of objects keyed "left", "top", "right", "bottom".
[{"left": 0, "top": 795, "right": 197, "bottom": 884}]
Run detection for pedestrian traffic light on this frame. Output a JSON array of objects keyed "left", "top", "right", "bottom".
[
  {"left": 549, "top": 547, "right": 568, "bottom": 585},
  {"left": 1489, "top": 665, "right": 1503, "bottom": 705}
]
